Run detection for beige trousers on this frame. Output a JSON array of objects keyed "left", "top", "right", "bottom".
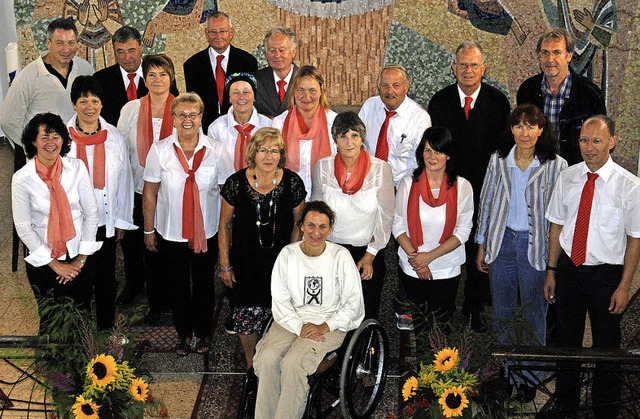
[{"left": 253, "top": 322, "right": 346, "bottom": 419}]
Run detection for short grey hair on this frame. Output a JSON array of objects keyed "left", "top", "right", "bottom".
[
  {"left": 207, "top": 11, "right": 233, "bottom": 28},
  {"left": 263, "top": 26, "right": 297, "bottom": 50},
  {"left": 378, "top": 64, "right": 410, "bottom": 86},
  {"left": 454, "top": 41, "right": 486, "bottom": 64}
]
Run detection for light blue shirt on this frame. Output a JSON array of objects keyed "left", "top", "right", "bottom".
[{"left": 506, "top": 146, "right": 539, "bottom": 231}]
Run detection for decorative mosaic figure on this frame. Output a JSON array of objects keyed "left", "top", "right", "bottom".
[
  {"left": 447, "top": 0, "right": 527, "bottom": 45},
  {"left": 141, "top": 0, "right": 209, "bottom": 47}
]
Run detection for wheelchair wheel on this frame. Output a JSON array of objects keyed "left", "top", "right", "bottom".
[{"left": 339, "top": 319, "right": 388, "bottom": 418}]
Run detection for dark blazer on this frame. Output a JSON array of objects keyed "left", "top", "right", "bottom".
[
  {"left": 93, "top": 64, "right": 179, "bottom": 126},
  {"left": 428, "top": 82, "right": 511, "bottom": 204},
  {"left": 254, "top": 64, "right": 298, "bottom": 118},
  {"left": 183, "top": 45, "right": 258, "bottom": 131},
  {"left": 517, "top": 70, "right": 606, "bottom": 166}
]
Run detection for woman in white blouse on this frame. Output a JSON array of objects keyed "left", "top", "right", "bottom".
[
  {"left": 272, "top": 65, "right": 337, "bottom": 197},
  {"left": 143, "top": 93, "right": 234, "bottom": 356},
  {"left": 393, "top": 127, "right": 473, "bottom": 338},
  {"left": 67, "top": 76, "right": 136, "bottom": 330},
  {"left": 117, "top": 54, "right": 176, "bottom": 323},
  {"left": 311, "top": 111, "right": 393, "bottom": 319},
  {"left": 206, "top": 72, "right": 271, "bottom": 170},
  {"left": 12, "top": 113, "right": 101, "bottom": 333}
]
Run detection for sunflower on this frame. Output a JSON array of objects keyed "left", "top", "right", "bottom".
[
  {"left": 71, "top": 395, "right": 99, "bottom": 419},
  {"left": 87, "top": 354, "right": 117, "bottom": 387},
  {"left": 433, "top": 347, "right": 458, "bottom": 373},
  {"left": 402, "top": 376, "right": 419, "bottom": 401},
  {"left": 438, "top": 386, "right": 469, "bottom": 417},
  {"left": 130, "top": 378, "right": 150, "bottom": 402}
]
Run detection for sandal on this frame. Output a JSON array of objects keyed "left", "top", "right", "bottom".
[
  {"left": 195, "top": 337, "right": 211, "bottom": 355},
  {"left": 175, "top": 337, "right": 191, "bottom": 357}
]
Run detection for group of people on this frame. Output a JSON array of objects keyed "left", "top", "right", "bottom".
[{"left": 3, "top": 12, "right": 639, "bottom": 419}]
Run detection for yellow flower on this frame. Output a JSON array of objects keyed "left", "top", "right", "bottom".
[
  {"left": 433, "top": 347, "right": 458, "bottom": 373},
  {"left": 71, "top": 395, "right": 99, "bottom": 419},
  {"left": 87, "top": 354, "right": 117, "bottom": 387},
  {"left": 439, "top": 386, "right": 469, "bottom": 417},
  {"left": 130, "top": 378, "right": 150, "bottom": 402},
  {"left": 402, "top": 376, "right": 419, "bottom": 401}
]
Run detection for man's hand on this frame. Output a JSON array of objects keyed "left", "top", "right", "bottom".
[
  {"left": 543, "top": 272, "right": 557, "bottom": 304},
  {"left": 609, "top": 285, "right": 630, "bottom": 314},
  {"left": 300, "top": 323, "right": 328, "bottom": 342}
]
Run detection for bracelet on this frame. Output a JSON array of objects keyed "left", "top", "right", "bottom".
[
  {"left": 143, "top": 229, "right": 155, "bottom": 235},
  {"left": 546, "top": 265, "right": 557, "bottom": 272},
  {"left": 220, "top": 266, "right": 234, "bottom": 272},
  {"left": 76, "top": 258, "right": 86, "bottom": 265}
]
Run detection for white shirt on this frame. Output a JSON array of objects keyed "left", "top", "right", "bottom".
[
  {"left": 118, "top": 99, "right": 176, "bottom": 194},
  {"left": 12, "top": 157, "right": 102, "bottom": 267},
  {"left": 143, "top": 132, "right": 234, "bottom": 242},
  {"left": 358, "top": 95, "right": 431, "bottom": 186},
  {"left": 311, "top": 155, "right": 394, "bottom": 255},
  {"left": 119, "top": 65, "right": 143, "bottom": 92},
  {"left": 0, "top": 55, "right": 94, "bottom": 146},
  {"left": 67, "top": 116, "right": 136, "bottom": 238},
  {"left": 271, "top": 241, "right": 365, "bottom": 335},
  {"left": 393, "top": 175, "right": 474, "bottom": 279},
  {"left": 273, "top": 67, "right": 294, "bottom": 93},
  {"left": 546, "top": 157, "right": 640, "bottom": 265},
  {"left": 457, "top": 84, "right": 480, "bottom": 108},
  {"left": 208, "top": 45, "right": 230, "bottom": 73},
  {"left": 206, "top": 106, "right": 272, "bottom": 162},
  {"left": 272, "top": 109, "right": 338, "bottom": 197}
]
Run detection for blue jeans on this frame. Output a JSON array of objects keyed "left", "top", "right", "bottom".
[{"left": 489, "top": 228, "right": 547, "bottom": 385}]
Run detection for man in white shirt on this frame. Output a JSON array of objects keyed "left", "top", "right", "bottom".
[
  {"left": 358, "top": 64, "right": 431, "bottom": 187},
  {"left": 0, "top": 17, "right": 94, "bottom": 170},
  {"left": 184, "top": 11, "right": 258, "bottom": 130},
  {"left": 253, "top": 27, "right": 299, "bottom": 118},
  {"left": 543, "top": 115, "right": 640, "bottom": 418}
]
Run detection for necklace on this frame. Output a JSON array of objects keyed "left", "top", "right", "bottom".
[
  {"left": 75, "top": 119, "right": 101, "bottom": 136},
  {"left": 253, "top": 170, "right": 278, "bottom": 189},
  {"left": 256, "top": 194, "right": 277, "bottom": 248}
]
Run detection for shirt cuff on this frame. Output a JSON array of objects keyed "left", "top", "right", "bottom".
[
  {"left": 24, "top": 244, "right": 54, "bottom": 267},
  {"left": 79, "top": 240, "right": 103, "bottom": 256},
  {"left": 115, "top": 218, "right": 138, "bottom": 230}
]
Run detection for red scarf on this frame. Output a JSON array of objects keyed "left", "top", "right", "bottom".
[
  {"left": 136, "top": 93, "right": 175, "bottom": 167},
  {"left": 233, "top": 123, "right": 255, "bottom": 171},
  {"left": 282, "top": 106, "right": 332, "bottom": 172},
  {"left": 173, "top": 143, "right": 207, "bottom": 253},
  {"left": 407, "top": 172, "right": 458, "bottom": 249},
  {"left": 334, "top": 150, "right": 371, "bottom": 195},
  {"left": 69, "top": 127, "right": 108, "bottom": 189},
  {"left": 35, "top": 156, "right": 76, "bottom": 258}
]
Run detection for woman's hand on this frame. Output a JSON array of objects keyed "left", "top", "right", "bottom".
[
  {"left": 220, "top": 269, "right": 235, "bottom": 288},
  {"left": 49, "top": 259, "right": 81, "bottom": 284},
  {"left": 115, "top": 228, "right": 125, "bottom": 243},
  {"left": 144, "top": 231, "right": 158, "bottom": 252},
  {"left": 408, "top": 251, "right": 433, "bottom": 270},
  {"left": 357, "top": 252, "right": 375, "bottom": 280},
  {"left": 414, "top": 265, "right": 433, "bottom": 280},
  {"left": 301, "top": 322, "right": 328, "bottom": 341},
  {"left": 476, "top": 244, "right": 489, "bottom": 273}
]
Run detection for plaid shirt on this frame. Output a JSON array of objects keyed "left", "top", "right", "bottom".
[{"left": 541, "top": 72, "right": 572, "bottom": 142}]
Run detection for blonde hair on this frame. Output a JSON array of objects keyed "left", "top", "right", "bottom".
[{"left": 245, "top": 127, "right": 287, "bottom": 169}]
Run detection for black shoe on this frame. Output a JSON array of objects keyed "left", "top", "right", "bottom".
[
  {"left": 225, "top": 317, "right": 237, "bottom": 335},
  {"left": 116, "top": 286, "right": 139, "bottom": 305},
  {"left": 468, "top": 312, "right": 487, "bottom": 332},
  {"left": 143, "top": 309, "right": 162, "bottom": 326},
  {"left": 515, "top": 384, "right": 537, "bottom": 403}
]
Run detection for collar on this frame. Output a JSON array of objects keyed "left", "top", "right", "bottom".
[
  {"left": 379, "top": 95, "right": 410, "bottom": 117},
  {"left": 171, "top": 131, "right": 210, "bottom": 156},
  {"left": 228, "top": 106, "right": 260, "bottom": 126},
  {"left": 506, "top": 145, "right": 540, "bottom": 169},
  {"left": 36, "top": 54, "right": 74, "bottom": 78},
  {"left": 273, "top": 66, "right": 294, "bottom": 85},
  {"left": 209, "top": 45, "right": 231, "bottom": 62},
  {"left": 579, "top": 155, "right": 614, "bottom": 183},
  {"left": 119, "top": 64, "right": 143, "bottom": 82},
  {"left": 456, "top": 84, "right": 481, "bottom": 108},
  {"left": 541, "top": 71, "right": 572, "bottom": 98}
]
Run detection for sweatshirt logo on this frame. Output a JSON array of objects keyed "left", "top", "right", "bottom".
[{"left": 305, "top": 276, "right": 322, "bottom": 305}]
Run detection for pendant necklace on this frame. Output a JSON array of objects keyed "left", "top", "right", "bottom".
[{"left": 254, "top": 170, "right": 279, "bottom": 248}]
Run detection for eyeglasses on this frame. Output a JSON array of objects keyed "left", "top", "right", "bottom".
[
  {"left": 257, "top": 148, "right": 281, "bottom": 156},
  {"left": 539, "top": 50, "right": 567, "bottom": 58},
  {"left": 206, "top": 29, "right": 230, "bottom": 36},
  {"left": 173, "top": 112, "right": 201, "bottom": 120},
  {"left": 454, "top": 63, "right": 483, "bottom": 70}
]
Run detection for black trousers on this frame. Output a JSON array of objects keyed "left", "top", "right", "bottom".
[
  {"left": 554, "top": 251, "right": 623, "bottom": 418},
  {"left": 159, "top": 234, "right": 218, "bottom": 339},
  {"left": 340, "top": 244, "right": 386, "bottom": 320},
  {"left": 461, "top": 226, "right": 491, "bottom": 316},
  {"left": 94, "top": 226, "right": 117, "bottom": 330},
  {"left": 26, "top": 255, "right": 94, "bottom": 335}
]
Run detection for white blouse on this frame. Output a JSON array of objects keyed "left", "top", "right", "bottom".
[
  {"left": 206, "top": 106, "right": 272, "bottom": 163},
  {"left": 311, "top": 155, "right": 394, "bottom": 255},
  {"left": 12, "top": 157, "right": 102, "bottom": 267},
  {"left": 118, "top": 99, "right": 176, "bottom": 194},
  {"left": 392, "top": 175, "right": 474, "bottom": 279},
  {"left": 272, "top": 109, "right": 337, "bottom": 197},
  {"left": 67, "top": 115, "right": 136, "bottom": 238},
  {"left": 143, "top": 132, "right": 234, "bottom": 242}
]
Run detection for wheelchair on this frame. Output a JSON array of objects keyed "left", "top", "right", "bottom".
[{"left": 237, "top": 318, "right": 388, "bottom": 418}]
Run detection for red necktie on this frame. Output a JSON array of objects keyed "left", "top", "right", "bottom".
[
  {"left": 126, "top": 73, "right": 137, "bottom": 101},
  {"left": 570, "top": 172, "right": 598, "bottom": 266},
  {"left": 277, "top": 80, "right": 286, "bottom": 104},
  {"left": 463, "top": 96, "right": 472, "bottom": 120},
  {"left": 233, "top": 123, "right": 255, "bottom": 170},
  {"left": 216, "top": 55, "right": 225, "bottom": 108},
  {"left": 374, "top": 109, "right": 397, "bottom": 161}
]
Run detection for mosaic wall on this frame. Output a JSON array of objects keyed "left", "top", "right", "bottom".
[{"left": 11, "top": 0, "right": 640, "bottom": 172}]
